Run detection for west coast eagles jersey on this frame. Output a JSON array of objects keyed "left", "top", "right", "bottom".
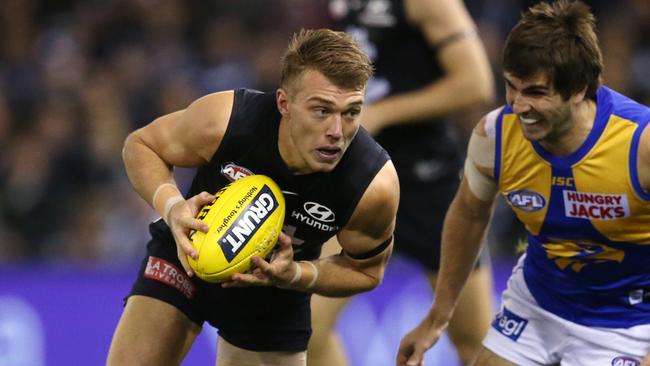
[{"left": 494, "top": 86, "right": 650, "bottom": 328}]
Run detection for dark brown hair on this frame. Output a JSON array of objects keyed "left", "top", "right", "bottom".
[
  {"left": 502, "top": 0, "right": 603, "bottom": 100},
  {"left": 280, "top": 28, "right": 373, "bottom": 95}
]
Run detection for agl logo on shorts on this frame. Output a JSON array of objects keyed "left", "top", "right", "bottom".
[
  {"left": 492, "top": 306, "right": 528, "bottom": 341},
  {"left": 507, "top": 190, "right": 546, "bottom": 212}
]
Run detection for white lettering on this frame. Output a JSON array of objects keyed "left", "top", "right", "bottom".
[
  {"left": 563, "top": 191, "right": 629, "bottom": 220},
  {"left": 289, "top": 211, "right": 340, "bottom": 232}
]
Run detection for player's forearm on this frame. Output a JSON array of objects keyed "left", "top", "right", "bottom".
[
  {"left": 291, "top": 252, "right": 389, "bottom": 297},
  {"left": 369, "top": 67, "right": 493, "bottom": 129},
  {"left": 122, "top": 130, "right": 181, "bottom": 216},
  {"left": 428, "top": 195, "right": 491, "bottom": 323}
]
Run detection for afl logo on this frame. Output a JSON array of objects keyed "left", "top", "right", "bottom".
[
  {"left": 221, "top": 163, "right": 253, "bottom": 182},
  {"left": 507, "top": 190, "right": 546, "bottom": 212},
  {"left": 303, "top": 202, "right": 335, "bottom": 222}
]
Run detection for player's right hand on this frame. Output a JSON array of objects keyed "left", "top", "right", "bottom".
[
  {"left": 396, "top": 316, "right": 448, "bottom": 366},
  {"left": 222, "top": 232, "right": 296, "bottom": 288},
  {"left": 167, "top": 191, "right": 215, "bottom": 276}
]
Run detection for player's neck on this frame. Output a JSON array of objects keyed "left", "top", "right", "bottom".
[{"left": 540, "top": 99, "right": 597, "bottom": 157}]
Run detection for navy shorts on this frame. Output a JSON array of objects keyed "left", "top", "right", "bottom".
[{"left": 126, "top": 219, "right": 312, "bottom": 352}]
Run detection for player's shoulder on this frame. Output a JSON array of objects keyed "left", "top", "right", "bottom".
[
  {"left": 354, "top": 161, "right": 399, "bottom": 221},
  {"left": 182, "top": 90, "right": 236, "bottom": 131},
  {"left": 474, "top": 105, "right": 504, "bottom": 138},
  {"left": 368, "top": 160, "right": 399, "bottom": 199}
]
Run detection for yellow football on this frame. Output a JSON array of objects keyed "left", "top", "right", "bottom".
[{"left": 188, "top": 175, "right": 285, "bottom": 282}]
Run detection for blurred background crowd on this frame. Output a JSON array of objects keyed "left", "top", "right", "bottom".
[{"left": 0, "top": 0, "right": 648, "bottom": 265}]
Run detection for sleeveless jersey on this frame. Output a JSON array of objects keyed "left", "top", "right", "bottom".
[
  {"left": 494, "top": 86, "right": 650, "bottom": 328},
  {"left": 328, "top": 0, "right": 460, "bottom": 184},
  {"left": 329, "top": 0, "right": 463, "bottom": 258},
  {"left": 146, "top": 88, "right": 390, "bottom": 350},
  {"left": 177, "top": 88, "right": 390, "bottom": 260}
]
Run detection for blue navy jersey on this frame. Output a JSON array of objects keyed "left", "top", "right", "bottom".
[
  {"left": 329, "top": 0, "right": 464, "bottom": 270},
  {"left": 181, "top": 88, "right": 390, "bottom": 260},
  {"left": 139, "top": 88, "right": 390, "bottom": 351},
  {"left": 328, "top": 0, "right": 460, "bottom": 172}
]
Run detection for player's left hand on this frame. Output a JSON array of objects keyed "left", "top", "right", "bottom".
[
  {"left": 396, "top": 316, "right": 447, "bottom": 366},
  {"left": 221, "top": 231, "right": 296, "bottom": 288}
]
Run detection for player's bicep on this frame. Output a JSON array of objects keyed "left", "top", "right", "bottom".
[
  {"left": 407, "top": 0, "right": 493, "bottom": 99},
  {"left": 337, "top": 161, "right": 399, "bottom": 264},
  {"left": 465, "top": 114, "right": 499, "bottom": 202},
  {"left": 137, "top": 91, "right": 234, "bottom": 167}
]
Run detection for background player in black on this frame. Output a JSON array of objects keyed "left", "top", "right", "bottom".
[
  {"left": 106, "top": 29, "right": 399, "bottom": 366},
  {"left": 309, "top": 0, "right": 495, "bottom": 365}
]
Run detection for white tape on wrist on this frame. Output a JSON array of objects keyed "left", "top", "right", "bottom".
[
  {"left": 152, "top": 182, "right": 177, "bottom": 207},
  {"left": 163, "top": 195, "right": 185, "bottom": 225},
  {"left": 288, "top": 261, "right": 302, "bottom": 285},
  {"left": 301, "top": 260, "right": 319, "bottom": 289}
]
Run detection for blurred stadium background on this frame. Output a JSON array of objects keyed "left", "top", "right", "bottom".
[{"left": 0, "top": 0, "right": 648, "bottom": 365}]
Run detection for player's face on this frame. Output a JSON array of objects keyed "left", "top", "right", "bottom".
[
  {"left": 504, "top": 72, "right": 574, "bottom": 144},
  {"left": 277, "top": 69, "right": 364, "bottom": 173}
]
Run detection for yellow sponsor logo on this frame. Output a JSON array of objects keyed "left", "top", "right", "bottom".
[
  {"left": 542, "top": 238, "right": 624, "bottom": 272},
  {"left": 552, "top": 176, "right": 574, "bottom": 187}
]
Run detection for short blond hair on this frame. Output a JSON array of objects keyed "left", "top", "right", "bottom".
[{"left": 280, "top": 28, "right": 373, "bottom": 94}]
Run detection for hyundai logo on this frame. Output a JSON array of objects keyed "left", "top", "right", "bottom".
[{"left": 303, "top": 202, "right": 335, "bottom": 222}]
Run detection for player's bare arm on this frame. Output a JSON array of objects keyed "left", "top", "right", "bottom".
[
  {"left": 122, "top": 90, "right": 234, "bottom": 275},
  {"left": 318, "top": 160, "right": 399, "bottom": 296},
  {"left": 224, "top": 160, "right": 399, "bottom": 295},
  {"left": 362, "top": 0, "right": 493, "bottom": 134},
  {"left": 397, "top": 115, "right": 498, "bottom": 366}
]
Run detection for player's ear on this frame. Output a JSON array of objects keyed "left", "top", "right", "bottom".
[
  {"left": 276, "top": 88, "right": 290, "bottom": 117},
  {"left": 569, "top": 85, "right": 588, "bottom": 104}
]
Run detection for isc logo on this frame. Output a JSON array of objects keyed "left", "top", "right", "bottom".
[
  {"left": 507, "top": 190, "right": 546, "bottom": 212},
  {"left": 611, "top": 357, "right": 640, "bottom": 366},
  {"left": 492, "top": 307, "right": 528, "bottom": 341},
  {"left": 552, "top": 176, "right": 574, "bottom": 187}
]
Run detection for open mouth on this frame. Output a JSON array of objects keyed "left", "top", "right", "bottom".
[
  {"left": 316, "top": 147, "right": 341, "bottom": 162},
  {"left": 519, "top": 115, "right": 541, "bottom": 125}
]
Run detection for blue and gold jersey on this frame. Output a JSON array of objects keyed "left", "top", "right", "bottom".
[{"left": 495, "top": 86, "right": 650, "bottom": 327}]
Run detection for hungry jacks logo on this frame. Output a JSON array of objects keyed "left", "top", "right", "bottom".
[{"left": 563, "top": 191, "right": 629, "bottom": 220}]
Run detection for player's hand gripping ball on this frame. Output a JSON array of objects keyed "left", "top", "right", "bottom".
[{"left": 188, "top": 175, "right": 285, "bottom": 282}]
